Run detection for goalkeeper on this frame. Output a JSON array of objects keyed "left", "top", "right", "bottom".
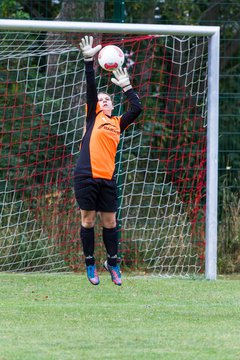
[{"left": 74, "top": 36, "right": 142, "bottom": 286}]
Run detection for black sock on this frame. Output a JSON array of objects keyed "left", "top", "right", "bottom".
[
  {"left": 80, "top": 226, "right": 95, "bottom": 266},
  {"left": 102, "top": 227, "right": 118, "bottom": 267}
]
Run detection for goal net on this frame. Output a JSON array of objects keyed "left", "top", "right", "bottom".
[{"left": 0, "top": 22, "right": 219, "bottom": 277}]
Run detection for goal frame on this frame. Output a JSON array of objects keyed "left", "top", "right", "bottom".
[{"left": 0, "top": 19, "right": 220, "bottom": 280}]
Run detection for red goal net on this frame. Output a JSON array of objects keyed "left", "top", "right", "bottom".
[{"left": 0, "top": 30, "right": 208, "bottom": 275}]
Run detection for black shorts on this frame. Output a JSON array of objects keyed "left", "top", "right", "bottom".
[{"left": 73, "top": 176, "right": 118, "bottom": 212}]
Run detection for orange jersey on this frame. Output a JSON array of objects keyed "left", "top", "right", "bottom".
[
  {"left": 88, "top": 110, "right": 121, "bottom": 179},
  {"left": 75, "top": 61, "right": 142, "bottom": 180}
]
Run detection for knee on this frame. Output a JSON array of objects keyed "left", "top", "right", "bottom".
[
  {"left": 103, "top": 220, "right": 117, "bottom": 229},
  {"left": 81, "top": 211, "right": 96, "bottom": 228},
  {"left": 82, "top": 219, "right": 95, "bottom": 228},
  {"left": 101, "top": 214, "right": 117, "bottom": 229}
]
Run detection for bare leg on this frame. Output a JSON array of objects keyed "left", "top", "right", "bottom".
[
  {"left": 80, "top": 209, "right": 96, "bottom": 228},
  {"left": 100, "top": 211, "right": 117, "bottom": 229}
]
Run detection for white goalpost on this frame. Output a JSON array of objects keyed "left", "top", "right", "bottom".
[{"left": 0, "top": 20, "right": 219, "bottom": 279}]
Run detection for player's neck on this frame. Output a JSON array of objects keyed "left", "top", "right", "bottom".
[{"left": 102, "top": 109, "right": 112, "bottom": 117}]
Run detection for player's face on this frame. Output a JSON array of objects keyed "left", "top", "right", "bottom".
[{"left": 98, "top": 93, "right": 114, "bottom": 114}]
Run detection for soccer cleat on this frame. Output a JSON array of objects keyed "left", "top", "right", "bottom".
[
  {"left": 86, "top": 264, "right": 100, "bottom": 285},
  {"left": 104, "top": 260, "right": 122, "bottom": 286}
]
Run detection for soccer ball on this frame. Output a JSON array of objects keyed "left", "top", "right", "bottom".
[{"left": 98, "top": 45, "right": 125, "bottom": 71}]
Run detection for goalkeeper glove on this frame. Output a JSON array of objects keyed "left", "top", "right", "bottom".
[
  {"left": 79, "top": 36, "right": 102, "bottom": 61},
  {"left": 111, "top": 67, "right": 132, "bottom": 92}
]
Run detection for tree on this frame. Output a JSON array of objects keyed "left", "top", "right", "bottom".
[
  {"left": 0, "top": 0, "right": 30, "bottom": 19},
  {"left": 56, "top": 0, "right": 104, "bottom": 21}
]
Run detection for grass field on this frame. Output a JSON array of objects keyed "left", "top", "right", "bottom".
[{"left": 0, "top": 272, "right": 240, "bottom": 360}]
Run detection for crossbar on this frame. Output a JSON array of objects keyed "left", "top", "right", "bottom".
[{"left": 0, "top": 19, "right": 219, "bottom": 36}]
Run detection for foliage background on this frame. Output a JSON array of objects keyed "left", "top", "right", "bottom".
[{"left": 0, "top": 0, "right": 239, "bottom": 273}]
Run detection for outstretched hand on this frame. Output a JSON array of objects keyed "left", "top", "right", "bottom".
[
  {"left": 111, "top": 67, "right": 132, "bottom": 92},
  {"left": 79, "top": 36, "right": 102, "bottom": 61}
]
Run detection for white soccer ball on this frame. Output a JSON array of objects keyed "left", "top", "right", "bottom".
[{"left": 98, "top": 45, "right": 125, "bottom": 71}]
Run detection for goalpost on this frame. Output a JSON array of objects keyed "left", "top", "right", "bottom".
[{"left": 0, "top": 20, "right": 219, "bottom": 279}]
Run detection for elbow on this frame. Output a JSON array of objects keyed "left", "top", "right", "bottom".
[
  {"left": 132, "top": 107, "right": 142, "bottom": 119},
  {"left": 137, "top": 103, "right": 143, "bottom": 117},
  {"left": 131, "top": 103, "right": 142, "bottom": 118}
]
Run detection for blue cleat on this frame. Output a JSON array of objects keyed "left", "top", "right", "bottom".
[
  {"left": 104, "top": 260, "right": 122, "bottom": 286},
  {"left": 86, "top": 264, "right": 99, "bottom": 285}
]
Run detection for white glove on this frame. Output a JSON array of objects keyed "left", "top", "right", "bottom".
[
  {"left": 111, "top": 67, "right": 132, "bottom": 92},
  {"left": 79, "top": 36, "right": 102, "bottom": 61}
]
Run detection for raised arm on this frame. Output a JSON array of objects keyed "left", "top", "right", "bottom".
[
  {"left": 79, "top": 36, "right": 102, "bottom": 120},
  {"left": 111, "top": 67, "right": 142, "bottom": 132}
]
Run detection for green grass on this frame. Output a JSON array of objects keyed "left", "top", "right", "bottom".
[{"left": 0, "top": 273, "right": 240, "bottom": 360}]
